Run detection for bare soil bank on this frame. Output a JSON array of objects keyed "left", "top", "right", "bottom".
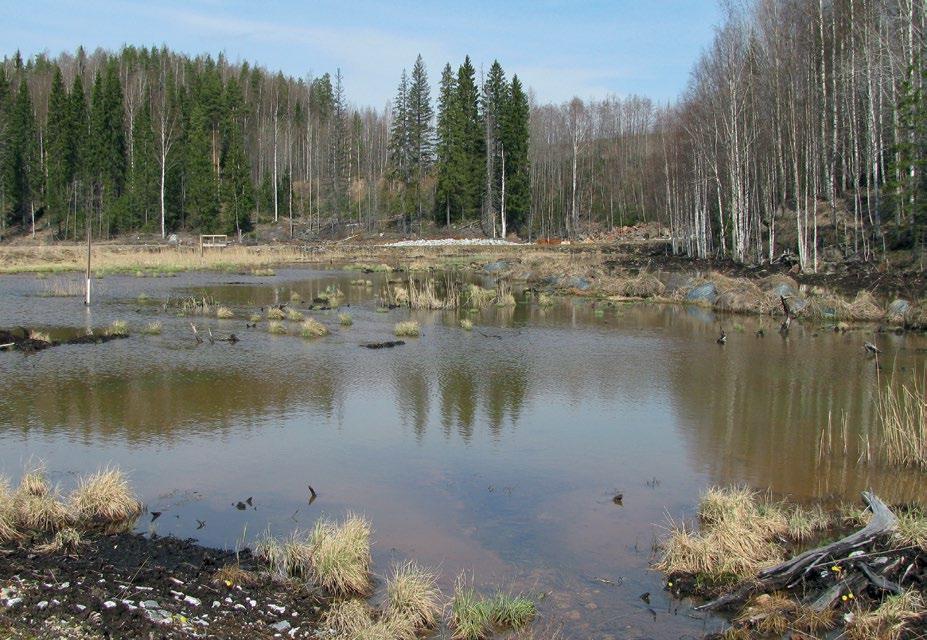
[{"left": 0, "top": 532, "right": 322, "bottom": 639}]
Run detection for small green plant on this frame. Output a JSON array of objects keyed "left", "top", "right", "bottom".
[
  {"left": 394, "top": 321, "right": 421, "bottom": 337},
  {"left": 537, "top": 293, "right": 554, "bottom": 307},
  {"left": 141, "top": 321, "right": 162, "bottom": 335},
  {"left": 487, "top": 592, "right": 536, "bottom": 629},
  {"left": 339, "top": 313, "right": 353, "bottom": 326},
  {"left": 460, "top": 318, "right": 473, "bottom": 331},
  {"left": 137, "top": 292, "right": 151, "bottom": 303}
]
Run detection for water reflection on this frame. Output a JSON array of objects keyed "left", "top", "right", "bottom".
[{"left": 1, "top": 270, "right": 925, "bottom": 639}]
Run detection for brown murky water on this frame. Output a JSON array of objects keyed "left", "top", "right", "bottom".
[{"left": 1, "top": 268, "right": 926, "bottom": 639}]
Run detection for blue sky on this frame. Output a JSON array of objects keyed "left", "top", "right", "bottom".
[{"left": 6, "top": 0, "right": 721, "bottom": 107}]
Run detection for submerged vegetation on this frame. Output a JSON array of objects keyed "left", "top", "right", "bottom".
[{"left": 450, "top": 578, "right": 537, "bottom": 640}]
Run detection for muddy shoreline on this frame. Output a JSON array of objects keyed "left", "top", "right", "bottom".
[{"left": 0, "top": 531, "right": 323, "bottom": 639}]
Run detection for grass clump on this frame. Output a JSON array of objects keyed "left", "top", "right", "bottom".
[
  {"left": 141, "top": 321, "right": 162, "bottom": 335},
  {"left": 256, "top": 515, "right": 372, "bottom": 596},
  {"left": 449, "top": 579, "right": 537, "bottom": 640},
  {"left": 267, "top": 321, "right": 287, "bottom": 335},
  {"left": 249, "top": 313, "right": 262, "bottom": 323},
  {"left": 339, "top": 313, "right": 353, "bottom": 326},
  {"left": 266, "top": 307, "right": 286, "bottom": 320},
  {"left": 385, "top": 562, "right": 441, "bottom": 631},
  {"left": 69, "top": 467, "right": 142, "bottom": 527},
  {"left": 290, "top": 292, "right": 303, "bottom": 303},
  {"left": 28, "top": 329, "right": 51, "bottom": 343},
  {"left": 450, "top": 584, "right": 492, "bottom": 640},
  {"left": 308, "top": 515, "right": 372, "bottom": 595},
  {"left": 286, "top": 308, "right": 305, "bottom": 322},
  {"left": 35, "top": 527, "right": 83, "bottom": 555},
  {"left": 464, "top": 284, "right": 495, "bottom": 309},
  {"left": 394, "top": 321, "right": 420, "bottom": 337},
  {"left": 877, "top": 370, "right": 927, "bottom": 469},
  {"left": 13, "top": 470, "right": 70, "bottom": 533},
  {"left": 845, "top": 591, "right": 924, "bottom": 640},
  {"left": 537, "top": 293, "right": 554, "bottom": 307},
  {"left": 300, "top": 318, "right": 329, "bottom": 338},
  {"left": 487, "top": 592, "right": 536, "bottom": 629},
  {"left": 460, "top": 318, "right": 473, "bottom": 331},
  {"left": 216, "top": 306, "right": 235, "bottom": 319},
  {"left": 734, "top": 593, "right": 835, "bottom": 636},
  {"left": 657, "top": 487, "right": 785, "bottom": 592},
  {"left": 321, "top": 599, "right": 375, "bottom": 636},
  {"left": 893, "top": 507, "right": 927, "bottom": 549},
  {"left": 213, "top": 563, "right": 261, "bottom": 588},
  {"left": 0, "top": 477, "right": 19, "bottom": 543},
  {"left": 252, "top": 268, "right": 276, "bottom": 277},
  {"left": 106, "top": 320, "right": 129, "bottom": 337}
]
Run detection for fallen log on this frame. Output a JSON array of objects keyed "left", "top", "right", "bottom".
[{"left": 697, "top": 492, "right": 898, "bottom": 611}]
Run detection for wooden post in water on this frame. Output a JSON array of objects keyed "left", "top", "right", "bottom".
[{"left": 85, "top": 218, "right": 91, "bottom": 306}]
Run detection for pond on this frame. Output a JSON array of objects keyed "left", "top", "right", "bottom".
[{"left": 0, "top": 268, "right": 925, "bottom": 639}]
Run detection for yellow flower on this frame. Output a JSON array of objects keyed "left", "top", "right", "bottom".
[
  {"left": 667, "top": 581, "right": 674, "bottom": 587},
  {"left": 831, "top": 565, "right": 842, "bottom": 573},
  {"left": 841, "top": 595, "right": 848, "bottom": 602},
  {"left": 848, "top": 593, "right": 855, "bottom": 599}
]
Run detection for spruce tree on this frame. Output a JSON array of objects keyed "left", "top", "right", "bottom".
[
  {"left": 220, "top": 76, "right": 254, "bottom": 235},
  {"left": 68, "top": 73, "right": 88, "bottom": 239},
  {"left": 45, "top": 67, "right": 71, "bottom": 228},
  {"left": 456, "top": 56, "right": 483, "bottom": 221},
  {"left": 434, "top": 63, "right": 457, "bottom": 226},
  {"left": 408, "top": 54, "right": 434, "bottom": 227},
  {"left": 128, "top": 90, "right": 158, "bottom": 231},
  {"left": 6, "top": 80, "right": 38, "bottom": 229},
  {"left": 501, "top": 74, "right": 530, "bottom": 233},
  {"left": 481, "top": 61, "right": 507, "bottom": 234},
  {"left": 185, "top": 102, "right": 219, "bottom": 231}
]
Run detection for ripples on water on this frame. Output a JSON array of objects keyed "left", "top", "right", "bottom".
[{"left": 0, "top": 269, "right": 925, "bottom": 638}]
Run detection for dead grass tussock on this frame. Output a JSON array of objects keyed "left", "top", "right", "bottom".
[
  {"left": 320, "top": 599, "right": 375, "bottom": 636},
  {"left": 384, "top": 562, "right": 441, "bottom": 630},
  {"left": 106, "top": 320, "right": 129, "bottom": 337},
  {"left": 606, "top": 270, "right": 665, "bottom": 298},
  {"left": 308, "top": 514, "right": 372, "bottom": 595},
  {"left": 0, "top": 477, "right": 19, "bottom": 543},
  {"left": 286, "top": 309, "right": 305, "bottom": 322},
  {"left": 13, "top": 473, "right": 71, "bottom": 533},
  {"left": 141, "top": 321, "right": 162, "bottom": 335},
  {"left": 256, "top": 515, "right": 372, "bottom": 596},
  {"left": 35, "top": 527, "right": 83, "bottom": 554},
  {"left": 893, "top": 508, "right": 927, "bottom": 549},
  {"left": 216, "top": 306, "right": 234, "bottom": 319},
  {"left": 267, "top": 320, "right": 287, "bottom": 335},
  {"left": 249, "top": 313, "right": 262, "bottom": 323},
  {"left": 28, "top": 329, "right": 51, "bottom": 343},
  {"left": 845, "top": 590, "right": 925, "bottom": 640},
  {"left": 394, "top": 321, "right": 420, "bottom": 337},
  {"left": 493, "top": 281, "right": 517, "bottom": 307},
  {"left": 300, "top": 318, "right": 329, "bottom": 338},
  {"left": 735, "top": 593, "right": 836, "bottom": 636},
  {"left": 657, "top": 487, "right": 788, "bottom": 587},
  {"left": 69, "top": 467, "right": 142, "bottom": 526},
  {"left": 266, "top": 307, "right": 286, "bottom": 320},
  {"left": 213, "top": 563, "right": 261, "bottom": 588},
  {"left": 460, "top": 318, "right": 473, "bottom": 331},
  {"left": 339, "top": 313, "right": 353, "bottom": 326},
  {"left": 464, "top": 284, "right": 496, "bottom": 309}
]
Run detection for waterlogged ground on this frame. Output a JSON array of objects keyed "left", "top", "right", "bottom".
[{"left": 1, "top": 268, "right": 926, "bottom": 639}]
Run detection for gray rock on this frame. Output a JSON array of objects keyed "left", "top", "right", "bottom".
[
  {"left": 483, "top": 260, "right": 509, "bottom": 273},
  {"left": 103, "top": 600, "right": 117, "bottom": 609},
  {"left": 888, "top": 299, "right": 911, "bottom": 318},
  {"left": 146, "top": 608, "right": 173, "bottom": 624},
  {"left": 141, "top": 600, "right": 161, "bottom": 609},
  {"left": 36, "top": 600, "right": 49, "bottom": 610},
  {"left": 685, "top": 282, "right": 717, "bottom": 303},
  {"left": 4, "top": 597, "right": 22, "bottom": 608},
  {"left": 270, "top": 620, "right": 292, "bottom": 632},
  {"left": 184, "top": 595, "right": 202, "bottom": 607}
]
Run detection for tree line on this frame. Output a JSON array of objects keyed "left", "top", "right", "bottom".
[
  {"left": 0, "top": 47, "right": 530, "bottom": 241},
  {"left": 1, "top": 0, "right": 924, "bottom": 270}
]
